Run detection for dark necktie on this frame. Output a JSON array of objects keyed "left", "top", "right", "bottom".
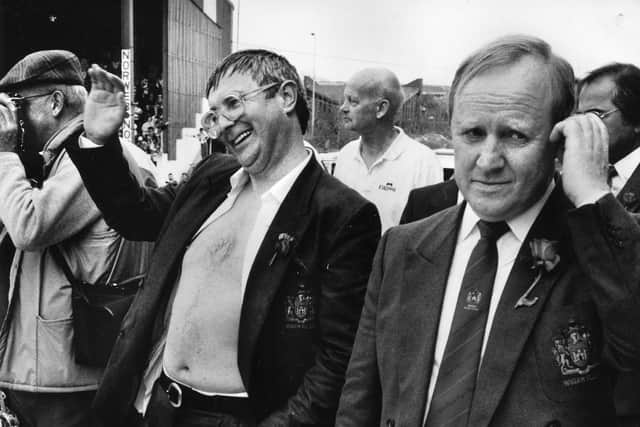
[
  {"left": 425, "top": 220, "right": 509, "bottom": 427},
  {"left": 607, "top": 164, "right": 618, "bottom": 189}
]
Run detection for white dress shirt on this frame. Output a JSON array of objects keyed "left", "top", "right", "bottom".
[
  {"left": 424, "top": 181, "right": 555, "bottom": 418},
  {"left": 133, "top": 150, "right": 312, "bottom": 413},
  {"left": 193, "top": 151, "right": 312, "bottom": 297},
  {"left": 611, "top": 145, "right": 640, "bottom": 196}
]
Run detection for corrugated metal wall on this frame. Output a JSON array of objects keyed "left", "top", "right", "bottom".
[{"left": 165, "top": 0, "right": 233, "bottom": 159}]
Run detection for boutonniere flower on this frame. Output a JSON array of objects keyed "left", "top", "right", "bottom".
[
  {"left": 514, "top": 238, "right": 560, "bottom": 309},
  {"left": 269, "top": 233, "right": 295, "bottom": 266}
]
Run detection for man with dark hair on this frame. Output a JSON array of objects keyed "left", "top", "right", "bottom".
[
  {"left": 334, "top": 68, "right": 442, "bottom": 233},
  {"left": 578, "top": 63, "right": 640, "bottom": 208},
  {"left": 577, "top": 62, "right": 640, "bottom": 427},
  {"left": 67, "top": 49, "right": 380, "bottom": 426},
  {"left": 337, "top": 35, "right": 640, "bottom": 427},
  {"left": 0, "top": 50, "right": 153, "bottom": 427}
]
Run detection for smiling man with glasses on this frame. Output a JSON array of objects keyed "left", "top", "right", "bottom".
[
  {"left": 67, "top": 49, "right": 381, "bottom": 427},
  {"left": 578, "top": 62, "right": 640, "bottom": 427}
]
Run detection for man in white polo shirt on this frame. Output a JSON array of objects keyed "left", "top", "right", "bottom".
[{"left": 334, "top": 68, "right": 442, "bottom": 232}]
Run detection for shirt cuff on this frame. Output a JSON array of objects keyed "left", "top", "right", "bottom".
[{"left": 78, "top": 134, "right": 103, "bottom": 149}]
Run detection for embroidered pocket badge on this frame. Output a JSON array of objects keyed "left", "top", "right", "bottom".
[
  {"left": 551, "top": 319, "right": 600, "bottom": 386},
  {"left": 285, "top": 283, "right": 315, "bottom": 329}
]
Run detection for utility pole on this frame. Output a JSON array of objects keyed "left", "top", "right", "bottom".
[
  {"left": 311, "top": 32, "right": 317, "bottom": 138},
  {"left": 121, "top": 0, "right": 134, "bottom": 50},
  {"left": 235, "top": 0, "right": 241, "bottom": 51}
]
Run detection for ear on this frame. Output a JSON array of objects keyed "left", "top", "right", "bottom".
[
  {"left": 50, "top": 90, "right": 65, "bottom": 117},
  {"left": 279, "top": 81, "right": 298, "bottom": 114},
  {"left": 375, "top": 98, "right": 390, "bottom": 120}
]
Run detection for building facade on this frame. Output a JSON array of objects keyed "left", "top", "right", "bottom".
[{"left": 0, "top": 0, "right": 234, "bottom": 160}]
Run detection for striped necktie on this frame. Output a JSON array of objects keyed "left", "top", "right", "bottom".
[{"left": 425, "top": 220, "right": 509, "bottom": 427}]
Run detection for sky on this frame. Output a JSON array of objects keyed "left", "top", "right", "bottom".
[{"left": 232, "top": 0, "right": 640, "bottom": 85}]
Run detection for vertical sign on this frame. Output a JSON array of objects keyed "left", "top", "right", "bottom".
[{"left": 120, "top": 48, "right": 134, "bottom": 143}]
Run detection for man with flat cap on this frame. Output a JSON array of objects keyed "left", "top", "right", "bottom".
[
  {"left": 334, "top": 68, "right": 442, "bottom": 233},
  {"left": 0, "top": 50, "right": 152, "bottom": 427}
]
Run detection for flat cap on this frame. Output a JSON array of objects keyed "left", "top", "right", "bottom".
[{"left": 0, "top": 50, "right": 84, "bottom": 92}]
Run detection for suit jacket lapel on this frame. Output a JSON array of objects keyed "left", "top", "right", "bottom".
[
  {"left": 617, "top": 165, "right": 640, "bottom": 212},
  {"left": 399, "top": 205, "right": 464, "bottom": 425},
  {"left": 468, "top": 188, "right": 571, "bottom": 426},
  {"left": 238, "top": 160, "right": 322, "bottom": 387}
]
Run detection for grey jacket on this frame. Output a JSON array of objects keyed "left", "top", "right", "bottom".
[{"left": 0, "top": 116, "right": 150, "bottom": 392}]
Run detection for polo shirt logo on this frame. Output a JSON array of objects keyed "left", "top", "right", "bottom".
[{"left": 378, "top": 182, "right": 396, "bottom": 192}]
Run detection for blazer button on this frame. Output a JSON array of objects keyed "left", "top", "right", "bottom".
[{"left": 386, "top": 419, "right": 395, "bottom": 427}]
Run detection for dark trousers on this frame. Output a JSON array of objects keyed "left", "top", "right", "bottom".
[
  {"left": 144, "top": 378, "right": 255, "bottom": 427},
  {"left": 3, "top": 389, "right": 95, "bottom": 427},
  {"left": 617, "top": 416, "right": 640, "bottom": 427}
]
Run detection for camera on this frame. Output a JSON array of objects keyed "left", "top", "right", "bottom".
[
  {"left": 7, "top": 94, "right": 42, "bottom": 187},
  {"left": 7, "top": 95, "right": 25, "bottom": 152}
]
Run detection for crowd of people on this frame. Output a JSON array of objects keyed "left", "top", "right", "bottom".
[
  {"left": 0, "top": 33, "right": 639, "bottom": 427},
  {"left": 77, "top": 50, "right": 165, "bottom": 161}
]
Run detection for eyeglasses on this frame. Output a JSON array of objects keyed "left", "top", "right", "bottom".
[
  {"left": 584, "top": 107, "right": 619, "bottom": 120},
  {"left": 9, "top": 91, "right": 56, "bottom": 108},
  {"left": 200, "top": 81, "right": 283, "bottom": 138}
]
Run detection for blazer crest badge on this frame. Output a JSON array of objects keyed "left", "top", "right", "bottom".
[
  {"left": 286, "top": 283, "right": 315, "bottom": 329},
  {"left": 551, "top": 319, "right": 599, "bottom": 384}
]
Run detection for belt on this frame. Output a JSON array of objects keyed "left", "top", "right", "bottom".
[{"left": 157, "top": 372, "right": 251, "bottom": 416}]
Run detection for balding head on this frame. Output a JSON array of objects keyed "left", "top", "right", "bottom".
[{"left": 343, "top": 68, "right": 405, "bottom": 127}]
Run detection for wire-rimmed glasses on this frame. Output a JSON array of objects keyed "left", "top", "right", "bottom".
[
  {"left": 583, "top": 107, "right": 619, "bottom": 120},
  {"left": 201, "top": 81, "right": 284, "bottom": 139}
]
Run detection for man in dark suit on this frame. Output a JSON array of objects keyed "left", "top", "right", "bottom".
[
  {"left": 577, "top": 63, "right": 640, "bottom": 426},
  {"left": 399, "top": 178, "right": 459, "bottom": 224},
  {"left": 337, "top": 35, "right": 640, "bottom": 427},
  {"left": 68, "top": 50, "right": 380, "bottom": 426}
]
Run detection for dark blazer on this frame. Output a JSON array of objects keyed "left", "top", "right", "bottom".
[
  {"left": 67, "top": 142, "right": 381, "bottom": 426},
  {"left": 614, "top": 164, "right": 640, "bottom": 420},
  {"left": 337, "top": 188, "right": 640, "bottom": 427},
  {"left": 617, "top": 164, "right": 640, "bottom": 212},
  {"left": 399, "top": 179, "right": 459, "bottom": 224}
]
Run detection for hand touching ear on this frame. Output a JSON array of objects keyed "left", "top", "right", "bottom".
[{"left": 551, "top": 113, "right": 610, "bottom": 206}]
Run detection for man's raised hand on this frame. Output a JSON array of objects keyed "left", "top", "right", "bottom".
[
  {"left": 551, "top": 113, "right": 610, "bottom": 207},
  {"left": 83, "top": 65, "right": 126, "bottom": 146}
]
